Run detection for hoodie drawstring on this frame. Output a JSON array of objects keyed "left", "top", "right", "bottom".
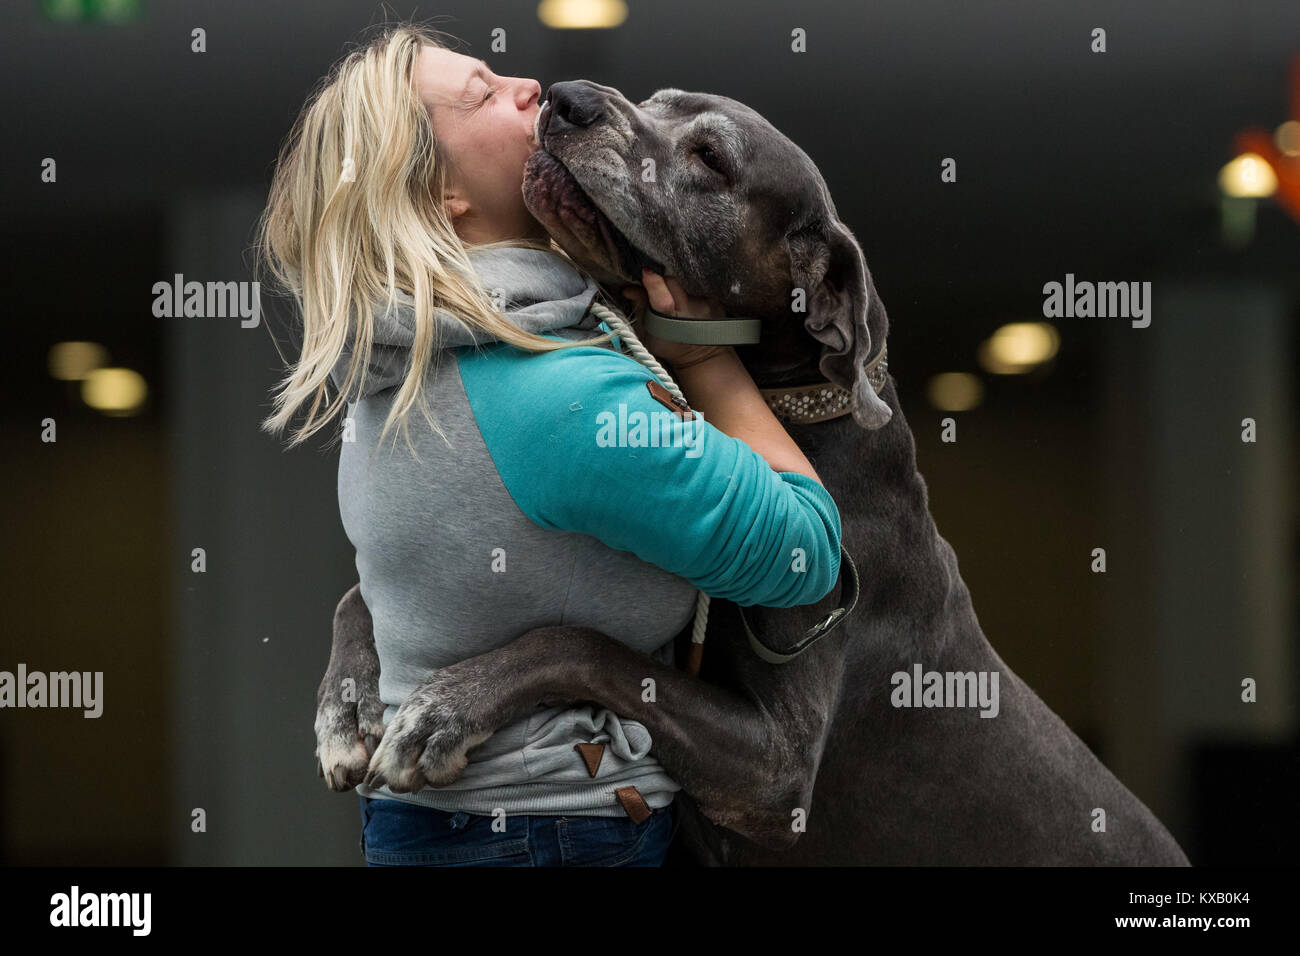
[{"left": 587, "top": 299, "right": 710, "bottom": 676}]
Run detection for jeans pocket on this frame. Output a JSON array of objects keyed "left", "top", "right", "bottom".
[
  {"left": 360, "top": 797, "right": 531, "bottom": 867},
  {"left": 558, "top": 804, "right": 674, "bottom": 867}
]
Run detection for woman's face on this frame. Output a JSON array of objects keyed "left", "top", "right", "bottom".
[{"left": 415, "top": 46, "right": 546, "bottom": 244}]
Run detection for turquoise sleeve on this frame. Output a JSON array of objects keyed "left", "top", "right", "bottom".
[{"left": 456, "top": 341, "right": 842, "bottom": 608}]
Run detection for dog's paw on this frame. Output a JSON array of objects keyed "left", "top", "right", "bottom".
[
  {"left": 315, "top": 731, "right": 368, "bottom": 793},
  {"left": 314, "top": 681, "right": 386, "bottom": 792},
  {"left": 362, "top": 678, "right": 491, "bottom": 793}
]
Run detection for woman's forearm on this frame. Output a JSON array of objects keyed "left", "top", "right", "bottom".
[{"left": 671, "top": 348, "right": 824, "bottom": 485}]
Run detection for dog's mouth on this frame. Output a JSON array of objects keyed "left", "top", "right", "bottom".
[{"left": 522, "top": 149, "right": 664, "bottom": 282}]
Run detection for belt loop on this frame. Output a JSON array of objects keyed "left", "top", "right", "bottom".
[{"left": 448, "top": 810, "right": 472, "bottom": 830}]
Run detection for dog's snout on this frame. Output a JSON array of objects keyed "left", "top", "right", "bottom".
[{"left": 543, "top": 81, "right": 606, "bottom": 136}]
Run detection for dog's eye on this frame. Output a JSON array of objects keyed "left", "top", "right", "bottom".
[{"left": 693, "top": 143, "right": 725, "bottom": 175}]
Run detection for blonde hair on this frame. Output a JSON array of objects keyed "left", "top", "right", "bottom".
[{"left": 255, "top": 21, "right": 616, "bottom": 455}]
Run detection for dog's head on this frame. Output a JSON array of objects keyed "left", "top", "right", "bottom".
[{"left": 523, "top": 80, "right": 892, "bottom": 430}]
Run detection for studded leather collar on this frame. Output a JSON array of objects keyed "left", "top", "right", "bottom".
[{"left": 758, "top": 343, "right": 890, "bottom": 425}]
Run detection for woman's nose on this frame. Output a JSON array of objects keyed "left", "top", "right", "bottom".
[{"left": 518, "top": 77, "right": 542, "bottom": 107}]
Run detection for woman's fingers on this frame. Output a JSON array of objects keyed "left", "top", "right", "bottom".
[
  {"left": 640, "top": 269, "right": 726, "bottom": 320},
  {"left": 647, "top": 271, "right": 725, "bottom": 319},
  {"left": 641, "top": 269, "right": 678, "bottom": 315},
  {"left": 662, "top": 275, "right": 690, "bottom": 307}
]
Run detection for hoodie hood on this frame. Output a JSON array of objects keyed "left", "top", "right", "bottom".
[{"left": 329, "top": 245, "right": 601, "bottom": 401}]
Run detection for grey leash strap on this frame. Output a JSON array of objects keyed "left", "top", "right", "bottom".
[{"left": 740, "top": 546, "right": 861, "bottom": 664}]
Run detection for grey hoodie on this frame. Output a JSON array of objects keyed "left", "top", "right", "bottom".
[{"left": 332, "top": 246, "right": 842, "bottom": 818}]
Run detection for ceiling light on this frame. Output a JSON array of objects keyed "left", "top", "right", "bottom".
[
  {"left": 82, "top": 368, "right": 147, "bottom": 416},
  {"left": 538, "top": 0, "right": 629, "bottom": 29},
  {"left": 48, "top": 341, "right": 109, "bottom": 381},
  {"left": 1219, "top": 153, "right": 1278, "bottom": 198},
  {"left": 927, "top": 373, "right": 983, "bottom": 412},
  {"left": 978, "top": 322, "right": 1060, "bottom": 374}
]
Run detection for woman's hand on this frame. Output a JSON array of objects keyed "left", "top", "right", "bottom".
[{"left": 621, "top": 269, "right": 734, "bottom": 370}]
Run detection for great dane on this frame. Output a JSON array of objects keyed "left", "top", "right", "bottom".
[{"left": 315, "top": 80, "right": 1191, "bottom": 865}]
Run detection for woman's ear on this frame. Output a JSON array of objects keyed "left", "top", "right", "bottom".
[
  {"left": 786, "top": 219, "right": 893, "bottom": 430},
  {"left": 443, "top": 192, "right": 470, "bottom": 220}
]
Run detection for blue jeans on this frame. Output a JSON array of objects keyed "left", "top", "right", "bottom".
[{"left": 358, "top": 793, "right": 678, "bottom": 867}]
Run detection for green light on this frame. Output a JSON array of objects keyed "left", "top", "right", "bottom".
[
  {"left": 41, "top": 0, "right": 84, "bottom": 21},
  {"left": 41, "top": 0, "right": 144, "bottom": 23}
]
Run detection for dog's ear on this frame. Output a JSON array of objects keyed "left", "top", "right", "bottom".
[{"left": 786, "top": 219, "right": 893, "bottom": 430}]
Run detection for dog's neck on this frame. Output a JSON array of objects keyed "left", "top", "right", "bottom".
[
  {"left": 781, "top": 381, "right": 976, "bottom": 665},
  {"left": 736, "top": 337, "right": 826, "bottom": 390},
  {"left": 740, "top": 307, "right": 890, "bottom": 408}
]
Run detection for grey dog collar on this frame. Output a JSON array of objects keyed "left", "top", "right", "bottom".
[
  {"left": 643, "top": 305, "right": 763, "bottom": 345},
  {"left": 638, "top": 303, "right": 890, "bottom": 426}
]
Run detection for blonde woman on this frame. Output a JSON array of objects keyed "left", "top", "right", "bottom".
[{"left": 257, "top": 23, "right": 842, "bottom": 867}]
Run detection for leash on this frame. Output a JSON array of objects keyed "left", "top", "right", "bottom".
[
  {"left": 741, "top": 546, "right": 860, "bottom": 663},
  {"left": 585, "top": 299, "right": 886, "bottom": 673},
  {"left": 586, "top": 300, "right": 713, "bottom": 675}
]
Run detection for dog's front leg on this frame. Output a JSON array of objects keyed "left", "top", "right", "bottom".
[
  {"left": 314, "top": 583, "right": 387, "bottom": 791},
  {"left": 365, "top": 625, "right": 826, "bottom": 849}
]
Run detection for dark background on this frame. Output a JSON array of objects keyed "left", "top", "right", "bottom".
[{"left": 0, "top": 0, "right": 1295, "bottom": 865}]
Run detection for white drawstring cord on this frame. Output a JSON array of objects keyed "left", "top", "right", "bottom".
[{"left": 586, "top": 299, "right": 712, "bottom": 662}]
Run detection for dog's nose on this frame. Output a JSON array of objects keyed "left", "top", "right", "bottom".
[{"left": 543, "top": 81, "right": 606, "bottom": 136}]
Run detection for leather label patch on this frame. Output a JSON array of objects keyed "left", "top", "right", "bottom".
[
  {"left": 646, "top": 380, "right": 695, "bottom": 420},
  {"left": 614, "top": 785, "right": 653, "bottom": 824},
  {"left": 574, "top": 742, "right": 605, "bottom": 778}
]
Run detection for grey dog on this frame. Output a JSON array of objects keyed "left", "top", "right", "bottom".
[{"left": 315, "top": 80, "right": 1191, "bottom": 865}]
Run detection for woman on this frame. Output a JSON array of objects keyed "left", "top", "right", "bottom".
[{"left": 257, "top": 23, "right": 842, "bottom": 867}]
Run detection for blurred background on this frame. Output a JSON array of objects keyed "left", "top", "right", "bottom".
[{"left": 0, "top": 0, "right": 1295, "bottom": 865}]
